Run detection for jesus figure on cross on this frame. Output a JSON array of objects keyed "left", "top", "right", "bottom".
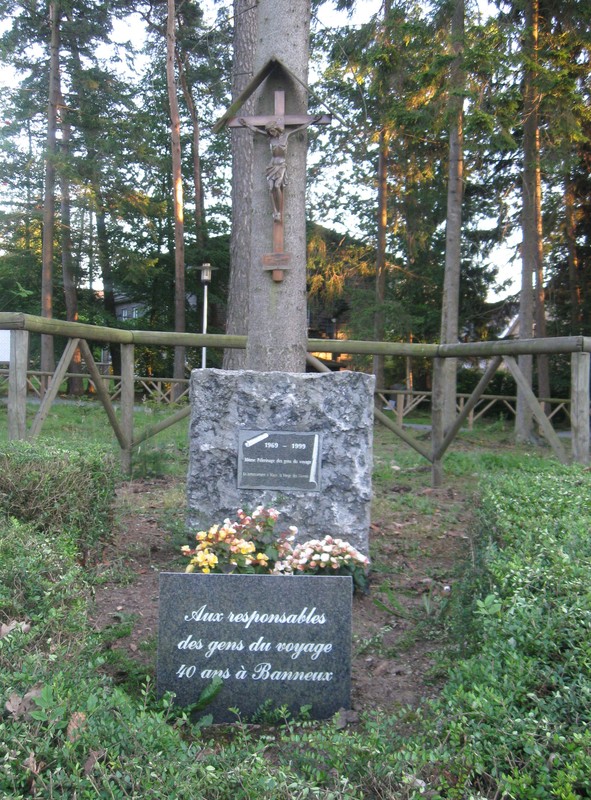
[{"left": 238, "top": 115, "right": 322, "bottom": 223}]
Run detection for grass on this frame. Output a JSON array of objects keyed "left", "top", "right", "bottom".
[
  {"left": 0, "top": 398, "right": 192, "bottom": 478},
  {"left": 1, "top": 396, "right": 562, "bottom": 483}
]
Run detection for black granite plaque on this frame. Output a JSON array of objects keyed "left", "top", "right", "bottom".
[
  {"left": 237, "top": 430, "right": 322, "bottom": 491},
  {"left": 157, "top": 573, "right": 352, "bottom": 722}
]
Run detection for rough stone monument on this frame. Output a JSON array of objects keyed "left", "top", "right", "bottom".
[{"left": 187, "top": 368, "right": 374, "bottom": 554}]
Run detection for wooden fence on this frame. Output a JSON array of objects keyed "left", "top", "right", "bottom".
[
  {"left": 1, "top": 370, "right": 571, "bottom": 431},
  {"left": 1, "top": 312, "right": 590, "bottom": 484}
]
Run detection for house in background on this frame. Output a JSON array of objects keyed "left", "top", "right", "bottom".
[{"left": 0, "top": 329, "right": 10, "bottom": 364}]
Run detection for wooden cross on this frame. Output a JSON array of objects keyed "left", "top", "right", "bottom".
[{"left": 229, "top": 90, "right": 331, "bottom": 282}]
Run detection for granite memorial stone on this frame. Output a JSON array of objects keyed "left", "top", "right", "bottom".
[
  {"left": 187, "top": 369, "right": 375, "bottom": 554},
  {"left": 157, "top": 573, "right": 352, "bottom": 721}
]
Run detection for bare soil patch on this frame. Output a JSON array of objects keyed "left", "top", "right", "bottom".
[{"left": 89, "top": 474, "right": 473, "bottom": 714}]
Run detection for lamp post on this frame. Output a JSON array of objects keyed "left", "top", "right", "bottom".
[{"left": 197, "top": 263, "right": 213, "bottom": 369}]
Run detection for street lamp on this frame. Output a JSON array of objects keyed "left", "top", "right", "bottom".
[{"left": 197, "top": 263, "right": 214, "bottom": 369}]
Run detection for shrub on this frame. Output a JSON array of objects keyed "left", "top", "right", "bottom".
[
  {"left": 0, "top": 440, "right": 118, "bottom": 555},
  {"left": 0, "top": 517, "right": 85, "bottom": 625},
  {"left": 269, "top": 465, "right": 591, "bottom": 799}
]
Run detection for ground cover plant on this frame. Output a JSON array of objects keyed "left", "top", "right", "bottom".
[
  {"left": 1, "top": 407, "right": 589, "bottom": 798},
  {"left": 0, "top": 440, "right": 118, "bottom": 557},
  {"left": 269, "top": 463, "right": 591, "bottom": 798}
]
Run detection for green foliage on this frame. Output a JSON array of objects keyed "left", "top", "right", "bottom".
[
  {"left": 264, "top": 464, "right": 591, "bottom": 798},
  {"left": 0, "top": 517, "right": 86, "bottom": 626},
  {"left": 3, "top": 427, "right": 591, "bottom": 797},
  {"left": 0, "top": 440, "right": 118, "bottom": 553}
]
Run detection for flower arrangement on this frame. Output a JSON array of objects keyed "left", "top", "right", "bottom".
[
  {"left": 182, "top": 507, "right": 369, "bottom": 592},
  {"left": 182, "top": 506, "right": 295, "bottom": 575},
  {"left": 275, "top": 536, "right": 370, "bottom": 594}
]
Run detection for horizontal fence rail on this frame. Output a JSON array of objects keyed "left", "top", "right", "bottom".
[
  {"left": 2, "top": 370, "right": 572, "bottom": 424},
  {"left": 2, "top": 312, "right": 591, "bottom": 357},
  {"left": 1, "top": 312, "right": 589, "bottom": 483}
]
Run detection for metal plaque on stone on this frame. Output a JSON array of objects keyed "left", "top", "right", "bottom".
[{"left": 237, "top": 430, "right": 322, "bottom": 491}]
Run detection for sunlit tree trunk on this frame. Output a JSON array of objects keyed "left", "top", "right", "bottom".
[
  {"left": 517, "top": 0, "right": 541, "bottom": 441},
  {"left": 440, "top": 0, "right": 464, "bottom": 433},
  {"left": 167, "top": 0, "right": 186, "bottom": 396},
  {"left": 223, "top": 0, "right": 257, "bottom": 370},
  {"left": 40, "top": 0, "right": 61, "bottom": 389}
]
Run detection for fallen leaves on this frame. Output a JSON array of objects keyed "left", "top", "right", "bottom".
[
  {"left": 5, "top": 687, "right": 42, "bottom": 720},
  {"left": 0, "top": 619, "right": 31, "bottom": 638}
]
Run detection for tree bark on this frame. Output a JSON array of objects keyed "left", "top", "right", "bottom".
[
  {"left": 177, "top": 51, "right": 206, "bottom": 248},
  {"left": 440, "top": 0, "right": 464, "bottom": 433},
  {"left": 244, "top": 0, "right": 311, "bottom": 372},
  {"left": 564, "top": 176, "right": 581, "bottom": 331},
  {"left": 516, "top": 0, "right": 540, "bottom": 442},
  {"left": 166, "top": 0, "right": 186, "bottom": 395},
  {"left": 40, "top": 0, "right": 61, "bottom": 387},
  {"left": 223, "top": 0, "right": 257, "bottom": 370},
  {"left": 59, "top": 109, "right": 83, "bottom": 395},
  {"left": 373, "top": 130, "right": 389, "bottom": 392}
]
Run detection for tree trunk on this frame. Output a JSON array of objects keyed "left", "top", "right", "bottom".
[
  {"left": 244, "top": 0, "right": 311, "bottom": 372},
  {"left": 440, "top": 0, "right": 464, "bottom": 433},
  {"left": 177, "top": 51, "right": 206, "bottom": 248},
  {"left": 223, "top": 0, "right": 257, "bottom": 370},
  {"left": 59, "top": 110, "right": 83, "bottom": 396},
  {"left": 96, "top": 205, "right": 120, "bottom": 376},
  {"left": 167, "top": 0, "right": 186, "bottom": 396},
  {"left": 40, "top": 0, "right": 61, "bottom": 388},
  {"left": 373, "top": 130, "right": 389, "bottom": 392},
  {"left": 25, "top": 120, "right": 34, "bottom": 251},
  {"left": 564, "top": 176, "right": 582, "bottom": 331},
  {"left": 516, "top": 0, "right": 539, "bottom": 443},
  {"left": 529, "top": 0, "right": 549, "bottom": 413}
]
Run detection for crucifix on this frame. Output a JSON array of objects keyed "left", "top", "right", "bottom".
[{"left": 228, "top": 90, "right": 331, "bottom": 282}]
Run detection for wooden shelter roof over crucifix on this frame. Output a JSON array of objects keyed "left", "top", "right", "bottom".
[
  {"left": 214, "top": 58, "right": 332, "bottom": 281},
  {"left": 212, "top": 57, "right": 333, "bottom": 135}
]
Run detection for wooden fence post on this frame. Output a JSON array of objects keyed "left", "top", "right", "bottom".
[
  {"left": 396, "top": 392, "right": 404, "bottom": 427},
  {"left": 8, "top": 329, "right": 29, "bottom": 440},
  {"left": 571, "top": 352, "right": 590, "bottom": 465},
  {"left": 120, "top": 343, "right": 135, "bottom": 475},
  {"left": 431, "top": 358, "right": 444, "bottom": 487}
]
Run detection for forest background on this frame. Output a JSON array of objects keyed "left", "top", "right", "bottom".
[{"left": 0, "top": 0, "right": 589, "bottom": 408}]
